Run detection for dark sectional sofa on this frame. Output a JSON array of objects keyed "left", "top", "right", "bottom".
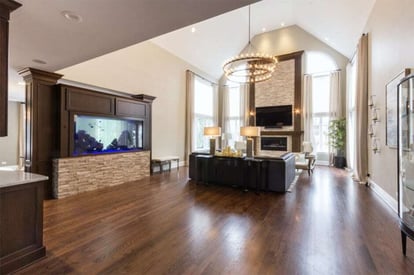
[{"left": 188, "top": 152, "right": 296, "bottom": 192}]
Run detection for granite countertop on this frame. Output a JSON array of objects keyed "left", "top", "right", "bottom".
[{"left": 0, "top": 171, "right": 48, "bottom": 188}]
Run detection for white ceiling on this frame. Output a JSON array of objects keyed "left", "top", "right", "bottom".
[
  {"left": 7, "top": 0, "right": 376, "bottom": 100},
  {"left": 152, "top": 0, "right": 376, "bottom": 80},
  {"left": 7, "top": 0, "right": 259, "bottom": 100}
]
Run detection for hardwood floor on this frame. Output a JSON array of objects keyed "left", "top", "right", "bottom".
[{"left": 17, "top": 166, "right": 414, "bottom": 274}]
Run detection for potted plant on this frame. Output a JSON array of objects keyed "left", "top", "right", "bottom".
[{"left": 328, "top": 118, "right": 346, "bottom": 168}]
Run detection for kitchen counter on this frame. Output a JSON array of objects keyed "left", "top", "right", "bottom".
[{"left": 0, "top": 170, "right": 48, "bottom": 188}]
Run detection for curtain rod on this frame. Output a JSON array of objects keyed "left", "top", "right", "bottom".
[
  {"left": 187, "top": 70, "right": 218, "bottom": 86},
  {"left": 304, "top": 69, "right": 341, "bottom": 76}
]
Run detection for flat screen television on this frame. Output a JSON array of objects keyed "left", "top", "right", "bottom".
[{"left": 256, "top": 105, "right": 292, "bottom": 128}]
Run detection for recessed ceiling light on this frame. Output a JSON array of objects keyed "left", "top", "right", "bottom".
[
  {"left": 191, "top": 27, "right": 196, "bottom": 33},
  {"left": 262, "top": 27, "right": 266, "bottom": 32},
  {"left": 32, "top": 59, "right": 47, "bottom": 65},
  {"left": 61, "top": 10, "right": 83, "bottom": 23},
  {"left": 281, "top": 22, "right": 285, "bottom": 27},
  {"left": 324, "top": 37, "right": 330, "bottom": 41},
  {"left": 17, "top": 81, "right": 25, "bottom": 86}
]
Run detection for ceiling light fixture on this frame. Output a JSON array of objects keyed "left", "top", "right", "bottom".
[
  {"left": 191, "top": 26, "right": 196, "bottom": 33},
  {"left": 262, "top": 27, "right": 266, "bottom": 32},
  {"left": 32, "top": 59, "right": 47, "bottom": 65},
  {"left": 281, "top": 22, "right": 285, "bottom": 27},
  {"left": 61, "top": 10, "right": 83, "bottom": 23},
  {"left": 222, "top": 5, "right": 277, "bottom": 83}
]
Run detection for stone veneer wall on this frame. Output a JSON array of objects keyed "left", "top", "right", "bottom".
[
  {"left": 255, "top": 59, "right": 295, "bottom": 131},
  {"left": 53, "top": 151, "right": 150, "bottom": 198}
]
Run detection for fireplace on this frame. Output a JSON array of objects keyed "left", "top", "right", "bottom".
[{"left": 261, "top": 137, "right": 288, "bottom": 151}]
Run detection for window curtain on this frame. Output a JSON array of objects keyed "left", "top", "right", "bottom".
[
  {"left": 353, "top": 34, "right": 369, "bottom": 183},
  {"left": 303, "top": 74, "right": 313, "bottom": 145},
  {"left": 346, "top": 58, "right": 357, "bottom": 171},
  {"left": 185, "top": 70, "right": 195, "bottom": 163},
  {"left": 328, "top": 71, "right": 342, "bottom": 165},
  {"left": 240, "top": 84, "right": 250, "bottom": 126},
  {"left": 222, "top": 84, "right": 249, "bottom": 147}
]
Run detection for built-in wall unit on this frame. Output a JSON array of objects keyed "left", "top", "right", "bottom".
[
  {"left": 254, "top": 51, "right": 303, "bottom": 154},
  {"left": 19, "top": 68, "right": 155, "bottom": 199}
]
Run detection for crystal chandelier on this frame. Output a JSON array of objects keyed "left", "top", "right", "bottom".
[{"left": 223, "top": 5, "right": 277, "bottom": 83}]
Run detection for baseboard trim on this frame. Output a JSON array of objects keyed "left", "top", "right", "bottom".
[
  {"left": 368, "top": 178, "right": 398, "bottom": 214},
  {"left": 152, "top": 160, "right": 186, "bottom": 173}
]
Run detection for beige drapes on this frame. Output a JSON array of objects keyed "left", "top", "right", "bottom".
[
  {"left": 329, "top": 71, "right": 342, "bottom": 165},
  {"left": 221, "top": 84, "right": 249, "bottom": 147},
  {"left": 303, "top": 75, "right": 313, "bottom": 143},
  {"left": 185, "top": 70, "right": 195, "bottom": 163},
  {"left": 353, "top": 34, "right": 369, "bottom": 183}
]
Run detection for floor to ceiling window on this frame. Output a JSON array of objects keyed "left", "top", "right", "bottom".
[
  {"left": 346, "top": 56, "right": 357, "bottom": 170},
  {"left": 222, "top": 85, "right": 246, "bottom": 148},
  {"left": 312, "top": 74, "right": 331, "bottom": 164},
  {"left": 305, "top": 51, "right": 341, "bottom": 165},
  {"left": 193, "top": 76, "right": 217, "bottom": 151}
]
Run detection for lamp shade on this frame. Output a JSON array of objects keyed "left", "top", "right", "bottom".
[
  {"left": 204, "top": 126, "right": 221, "bottom": 137},
  {"left": 303, "top": 141, "right": 313, "bottom": 153},
  {"left": 240, "top": 126, "right": 260, "bottom": 137}
]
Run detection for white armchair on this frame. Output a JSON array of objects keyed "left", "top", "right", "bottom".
[{"left": 295, "top": 141, "right": 316, "bottom": 176}]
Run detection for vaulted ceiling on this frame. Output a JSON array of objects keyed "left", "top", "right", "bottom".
[
  {"left": 152, "top": 0, "right": 377, "bottom": 80},
  {"left": 8, "top": 0, "right": 376, "bottom": 100}
]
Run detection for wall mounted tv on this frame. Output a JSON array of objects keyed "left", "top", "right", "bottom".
[{"left": 256, "top": 105, "right": 293, "bottom": 128}]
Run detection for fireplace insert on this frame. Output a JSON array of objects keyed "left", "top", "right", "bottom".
[
  {"left": 261, "top": 137, "right": 288, "bottom": 151},
  {"left": 73, "top": 115, "right": 143, "bottom": 156}
]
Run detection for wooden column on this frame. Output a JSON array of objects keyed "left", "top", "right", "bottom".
[
  {"left": 278, "top": 51, "right": 304, "bottom": 152},
  {"left": 0, "top": 0, "right": 21, "bottom": 137},
  {"left": 18, "top": 68, "right": 63, "bottom": 199}
]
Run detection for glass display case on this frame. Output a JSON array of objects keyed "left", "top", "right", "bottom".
[
  {"left": 73, "top": 115, "right": 143, "bottom": 156},
  {"left": 398, "top": 74, "right": 414, "bottom": 255}
]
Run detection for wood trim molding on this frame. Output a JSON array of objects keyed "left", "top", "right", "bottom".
[
  {"left": 18, "top": 67, "right": 64, "bottom": 83},
  {"left": 252, "top": 50, "right": 304, "bottom": 152},
  {"left": 0, "top": 0, "right": 21, "bottom": 137}
]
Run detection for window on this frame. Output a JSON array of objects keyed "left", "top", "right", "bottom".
[
  {"left": 193, "top": 76, "right": 217, "bottom": 150},
  {"left": 312, "top": 75, "right": 330, "bottom": 162},
  {"left": 347, "top": 57, "right": 357, "bottom": 170},
  {"left": 223, "top": 86, "right": 244, "bottom": 147}
]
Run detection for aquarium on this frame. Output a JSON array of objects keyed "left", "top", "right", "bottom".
[{"left": 73, "top": 115, "right": 143, "bottom": 156}]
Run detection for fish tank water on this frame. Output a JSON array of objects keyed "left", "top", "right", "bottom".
[{"left": 73, "top": 115, "right": 143, "bottom": 156}]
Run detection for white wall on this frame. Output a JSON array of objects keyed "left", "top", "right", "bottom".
[
  {"left": 364, "top": 0, "right": 414, "bottom": 200},
  {"left": 0, "top": 101, "right": 20, "bottom": 166},
  {"left": 251, "top": 25, "right": 349, "bottom": 94},
  {"left": 58, "top": 41, "right": 215, "bottom": 162},
  {"left": 219, "top": 25, "right": 349, "bottom": 113}
]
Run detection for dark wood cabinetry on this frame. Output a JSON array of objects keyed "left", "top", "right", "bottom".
[
  {"left": 0, "top": 0, "right": 21, "bottom": 137},
  {"left": 58, "top": 84, "right": 154, "bottom": 158},
  {"left": 19, "top": 68, "right": 155, "bottom": 199},
  {"left": 19, "top": 68, "right": 63, "bottom": 199},
  {"left": 0, "top": 178, "right": 46, "bottom": 274},
  {"left": 66, "top": 87, "right": 114, "bottom": 115}
]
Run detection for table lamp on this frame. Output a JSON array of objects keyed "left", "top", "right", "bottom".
[
  {"left": 240, "top": 126, "right": 260, "bottom": 158},
  {"left": 204, "top": 126, "right": 221, "bottom": 155}
]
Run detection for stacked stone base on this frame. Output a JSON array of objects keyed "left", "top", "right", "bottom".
[{"left": 53, "top": 151, "right": 150, "bottom": 198}]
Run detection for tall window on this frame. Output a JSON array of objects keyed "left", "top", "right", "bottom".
[
  {"left": 312, "top": 74, "right": 330, "bottom": 163},
  {"left": 193, "top": 76, "right": 216, "bottom": 150},
  {"left": 347, "top": 57, "right": 357, "bottom": 170},
  {"left": 223, "top": 86, "right": 244, "bottom": 147}
]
